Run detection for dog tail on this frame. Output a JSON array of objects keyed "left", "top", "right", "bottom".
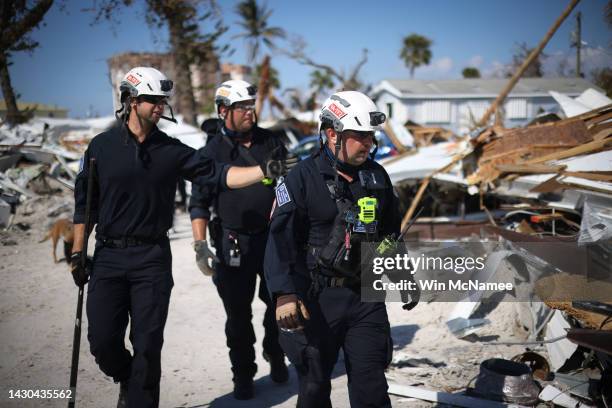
[{"left": 39, "top": 232, "right": 51, "bottom": 243}]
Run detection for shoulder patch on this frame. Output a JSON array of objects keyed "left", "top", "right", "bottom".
[
  {"left": 78, "top": 155, "right": 85, "bottom": 175},
  {"left": 275, "top": 182, "right": 291, "bottom": 207}
]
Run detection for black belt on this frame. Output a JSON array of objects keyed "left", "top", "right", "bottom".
[
  {"left": 97, "top": 235, "right": 168, "bottom": 249},
  {"left": 308, "top": 271, "right": 360, "bottom": 299}
]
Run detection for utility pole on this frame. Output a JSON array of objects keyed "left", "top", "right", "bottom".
[{"left": 576, "top": 11, "right": 582, "bottom": 78}]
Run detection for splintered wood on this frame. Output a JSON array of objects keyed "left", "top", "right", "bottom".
[{"left": 466, "top": 104, "right": 612, "bottom": 187}]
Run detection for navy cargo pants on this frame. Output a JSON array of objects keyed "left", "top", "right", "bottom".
[
  {"left": 86, "top": 238, "right": 173, "bottom": 408},
  {"left": 279, "top": 286, "right": 393, "bottom": 408},
  {"left": 213, "top": 229, "right": 284, "bottom": 381}
]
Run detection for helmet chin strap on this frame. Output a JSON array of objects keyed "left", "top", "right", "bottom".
[
  {"left": 333, "top": 132, "right": 342, "bottom": 193},
  {"left": 370, "top": 137, "right": 378, "bottom": 160},
  {"left": 220, "top": 104, "right": 256, "bottom": 140},
  {"left": 160, "top": 102, "right": 177, "bottom": 124}
]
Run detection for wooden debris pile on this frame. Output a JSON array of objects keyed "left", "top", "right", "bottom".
[{"left": 465, "top": 104, "right": 612, "bottom": 194}]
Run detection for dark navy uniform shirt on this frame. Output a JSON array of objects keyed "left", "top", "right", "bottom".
[
  {"left": 188, "top": 126, "right": 286, "bottom": 233},
  {"left": 73, "top": 123, "right": 228, "bottom": 239},
  {"left": 263, "top": 150, "right": 401, "bottom": 296}
]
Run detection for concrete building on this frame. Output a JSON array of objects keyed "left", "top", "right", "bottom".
[
  {"left": 220, "top": 63, "right": 252, "bottom": 83},
  {"left": 372, "top": 78, "right": 602, "bottom": 134}
]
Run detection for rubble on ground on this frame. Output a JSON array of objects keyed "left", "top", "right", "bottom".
[{"left": 380, "top": 94, "right": 611, "bottom": 406}]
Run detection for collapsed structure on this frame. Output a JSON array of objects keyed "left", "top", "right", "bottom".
[{"left": 378, "top": 88, "right": 611, "bottom": 406}]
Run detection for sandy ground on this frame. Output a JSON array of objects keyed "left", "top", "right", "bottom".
[{"left": 0, "top": 192, "right": 535, "bottom": 407}]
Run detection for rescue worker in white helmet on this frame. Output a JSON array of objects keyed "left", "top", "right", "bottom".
[
  {"left": 264, "top": 91, "right": 406, "bottom": 407},
  {"left": 188, "top": 79, "right": 298, "bottom": 399},
  {"left": 71, "top": 68, "right": 292, "bottom": 407}
]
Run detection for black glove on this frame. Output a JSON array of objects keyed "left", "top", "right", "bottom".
[
  {"left": 284, "top": 153, "right": 299, "bottom": 172},
  {"left": 401, "top": 284, "right": 420, "bottom": 311},
  {"left": 70, "top": 251, "right": 92, "bottom": 287},
  {"left": 193, "top": 240, "right": 218, "bottom": 277},
  {"left": 261, "top": 147, "right": 299, "bottom": 179}
]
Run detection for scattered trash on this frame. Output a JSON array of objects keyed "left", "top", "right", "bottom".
[
  {"left": 469, "top": 358, "right": 540, "bottom": 405},
  {"left": 387, "top": 382, "right": 530, "bottom": 408},
  {"left": 511, "top": 351, "right": 551, "bottom": 381},
  {"left": 539, "top": 384, "right": 595, "bottom": 408}
]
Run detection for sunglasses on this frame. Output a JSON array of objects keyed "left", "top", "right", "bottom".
[
  {"left": 139, "top": 95, "right": 168, "bottom": 105},
  {"left": 232, "top": 104, "right": 256, "bottom": 113},
  {"left": 343, "top": 130, "right": 375, "bottom": 140}
]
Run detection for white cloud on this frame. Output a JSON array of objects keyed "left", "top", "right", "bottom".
[
  {"left": 417, "top": 57, "right": 454, "bottom": 78},
  {"left": 468, "top": 55, "right": 484, "bottom": 67},
  {"left": 436, "top": 57, "right": 454, "bottom": 72}
]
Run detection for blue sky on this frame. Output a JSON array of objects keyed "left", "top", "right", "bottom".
[{"left": 10, "top": 0, "right": 612, "bottom": 118}]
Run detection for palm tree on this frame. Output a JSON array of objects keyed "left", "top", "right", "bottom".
[
  {"left": 400, "top": 34, "right": 432, "bottom": 78},
  {"left": 253, "top": 61, "right": 280, "bottom": 90},
  {"left": 309, "top": 70, "right": 334, "bottom": 109},
  {"left": 234, "top": 0, "right": 286, "bottom": 116}
]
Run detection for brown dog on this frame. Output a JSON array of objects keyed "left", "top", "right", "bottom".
[{"left": 39, "top": 218, "right": 74, "bottom": 263}]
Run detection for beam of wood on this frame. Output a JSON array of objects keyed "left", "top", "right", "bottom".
[
  {"left": 585, "top": 108, "right": 612, "bottom": 127},
  {"left": 401, "top": 177, "right": 430, "bottom": 230},
  {"left": 562, "top": 171, "right": 612, "bottom": 182},
  {"left": 523, "top": 138, "right": 612, "bottom": 165},
  {"left": 496, "top": 164, "right": 567, "bottom": 173},
  {"left": 400, "top": 155, "right": 464, "bottom": 229},
  {"left": 383, "top": 121, "right": 408, "bottom": 153},
  {"left": 476, "top": 0, "right": 581, "bottom": 127},
  {"left": 589, "top": 123, "right": 612, "bottom": 141}
]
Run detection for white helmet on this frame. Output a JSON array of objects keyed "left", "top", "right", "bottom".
[
  {"left": 119, "top": 66, "right": 174, "bottom": 99},
  {"left": 215, "top": 79, "right": 257, "bottom": 107},
  {"left": 319, "top": 91, "right": 386, "bottom": 133}
]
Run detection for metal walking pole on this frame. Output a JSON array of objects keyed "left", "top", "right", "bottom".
[{"left": 68, "top": 158, "right": 96, "bottom": 408}]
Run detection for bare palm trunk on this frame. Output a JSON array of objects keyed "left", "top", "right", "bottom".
[
  {"left": 0, "top": 52, "right": 23, "bottom": 126},
  {"left": 255, "top": 55, "right": 270, "bottom": 117},
  {"left": 167, "top": 17, "right": 198, "bottom": 126}
]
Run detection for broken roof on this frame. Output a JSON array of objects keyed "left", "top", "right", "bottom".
[{"left": 374, "top": 77, "right": 602, "bottom": 99}]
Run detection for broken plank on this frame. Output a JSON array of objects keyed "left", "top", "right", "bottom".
[
  {"left": 496, "top": 164, "right": 566, "bottom": 173},
  {"left": 524, "top": 138, "right": 612, "bottom": 165},
  {"left": 563, "top": 171, "right": 612, "bottom": 182},
  {"left": 529, "top": 175, "right": 564, "bottom": 193},
  {"left": 589, "top": 123, "right": 612, "bottom": 141},
  {"left": 585, "top": 107, "right": 612, "bottom": 127}
]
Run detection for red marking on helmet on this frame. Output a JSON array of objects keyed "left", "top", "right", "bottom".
[
  {"left": 126, "top": 74, "right": 141, "bottom": 86},
  {"left": 328, "top": 103, "right": 347, "bottom": 119}
]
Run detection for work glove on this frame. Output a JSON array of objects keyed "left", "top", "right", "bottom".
[
  {"left": 70, "top": 251, "right": 92, "bottom": 287},
  {"left": 401, "top": 284, "right": 421, "bottom": 311},
  {"left": 276, "top": 294, "right": 310, "bottom": 332},
  {"left": 193, "top": 240, "right": 218, "bottom": 277},
  {"left": 261, "top": 147, "right": 299, "bottom": 179}
]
